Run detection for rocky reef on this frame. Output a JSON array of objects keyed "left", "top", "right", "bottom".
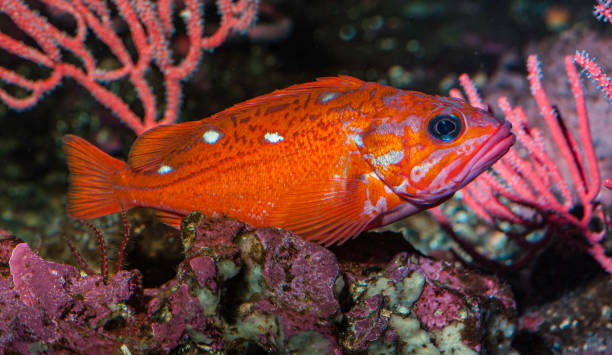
[{"left": 0, "top": 213, "right": 516, "bottom": 353}]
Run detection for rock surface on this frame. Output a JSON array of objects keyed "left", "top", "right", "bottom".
[
  {"left": 519, "top": 276, "right": 612, "bottom": 354},
  {"left": 0, "top": 214, "right": 517, "bottom": 354}
]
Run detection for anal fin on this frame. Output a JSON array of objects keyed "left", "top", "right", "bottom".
[{"left": 155, "top": 210, "right": 187, "bottom": 229}]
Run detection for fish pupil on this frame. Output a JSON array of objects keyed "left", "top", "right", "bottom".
[
  {"left": 437, "top": 120, "right": 455, "bottom": 135},
  {"left": 428, "top": 114, "right": 462, "bottom": 142}
]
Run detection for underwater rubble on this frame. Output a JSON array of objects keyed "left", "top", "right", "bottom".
[
  {"left": 0, "top": 213, "right": 516, "bottom": 354},
  {"left": 518, "top": 276, "right": 612, "bottom": 354}
]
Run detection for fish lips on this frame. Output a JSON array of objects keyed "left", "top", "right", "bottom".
[{"left": 452, "top": 121, "right": 515, "bottom": 187}]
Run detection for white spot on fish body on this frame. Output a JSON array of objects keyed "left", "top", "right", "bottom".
[
  {"left": 203, "top": 130, "right": 220, "bottom": 144},
  {"left": 265, "top": 132, "right": 284, "bottom": 143},
  {"left": 157, "top": 165, "right": 173, "bottom": 174},
  {"left": 319, "top": 91, "right": 339, "bottom": 103}
]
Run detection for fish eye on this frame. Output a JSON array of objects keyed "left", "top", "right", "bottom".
[{"left": 428, "top": 114, "right": 462, "bottom": 142}]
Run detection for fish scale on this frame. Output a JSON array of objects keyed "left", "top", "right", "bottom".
[{"left": 64, "top": 76, "right": 514, "bottom": 245}]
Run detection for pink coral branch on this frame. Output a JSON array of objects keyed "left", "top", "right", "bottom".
[
  {"left": 433, "top": 54, "right": 612, "bottom": 275},
  {"left": 594, "top": 0, "right": 612, "bottom": 23},
  {"left": 0, "top": 0, "right": 259, "bottom": 135},
  {"left": 573, "top": 50, "right": 612, "bottom": 101},
  {"left": 527, "top": 55, "right": 589, "bottom": 203},
  {"left": 565, "top": 56, "right": 601, "bottom": 204},
  {"left": 458, "top": 73, "right": 486, "bottom": 110}
]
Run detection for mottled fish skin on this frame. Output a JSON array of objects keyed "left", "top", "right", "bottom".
[{"left": 64, "top": 76, "right": 515, "bottom": 245}]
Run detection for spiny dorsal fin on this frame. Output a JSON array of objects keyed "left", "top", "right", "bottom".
[
  {"left": 287, "top": 75, "right": 365, "bottom": 91},
  {"left": 128, "top": 76, "right": 366, "bottom": 172},
  {"left": 215, "top": 75, "right": 365, "bottom": 117}
]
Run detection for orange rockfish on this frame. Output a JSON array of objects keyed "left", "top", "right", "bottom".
[{"left": 64, "top": 76, "right": 514, "bottom": 245}]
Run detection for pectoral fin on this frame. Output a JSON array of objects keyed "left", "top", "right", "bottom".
[{"left": 268, "top": 178, "right": 372, "bottom": 246}]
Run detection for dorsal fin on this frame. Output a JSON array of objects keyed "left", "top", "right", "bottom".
[
  {"left": 216, "top": 75, "right": 365, "bottom": 117},
  {"left": 128, "top": 76, "right": 366, "bottom": 172},
  {"left": 128, "top": 120, "right": 203, "bottom": 171},
  {"left": 287, "top": 75, "right": 364, "bottom": 91}
]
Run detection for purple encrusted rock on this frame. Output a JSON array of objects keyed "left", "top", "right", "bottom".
[
  {"left": 9, "top": 243, "right": 143, "bottom": 329},
  {"left": 182, "top": 213, "right": 245, "bottom": 259},
  {"left": 0, "top": 215, "right": 518, "bottom": 354},
  {"left": 335, "top": 232, "right": 517, "bottom": 354},
  {"left": 343, "top": 293, "right": 388, "bottom": 350},
  {"left": 0, "top": 273, "right": 122, "bottom": 354},
  {"left": 243, "top": 227, "right": 342, "bottom": 352},
  {"left": 253, "top": 298, "right": 341, "bottom": 353},
  {"left": 174, "top": 214, "right": 343, "bottom": 353},
  {"left": 66, "top": 269, "right": 142, "bottom": 328},
  {"left": 1, "top": 242, "right": 144, "bottom": 354},
  {"left": 413, "top": 283, "right": 463, "bottom": 330},
  {"left": 255, "top": 227, "right": 341, "bottom": 318},
  {"left": 143, "top": 213, "right": 240, "bottom": 352},
  {"left": 189, "top": 255, "right": 218, "bottom": 290},
  {"left": 149, "top": 282, "right": 221, "bottom": 352},
  {"left": 181, "top": 213, "right": 245, "bottom": 284},
  {"left": 10, "top": 243, "right": 79, "bottom": 319}
]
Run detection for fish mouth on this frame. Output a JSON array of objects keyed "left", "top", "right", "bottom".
[{"left": 453, "top": 121, "right": 515, "bottom": 186}]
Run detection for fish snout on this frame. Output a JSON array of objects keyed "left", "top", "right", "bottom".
[{"left": 451, "top": 120, "right": 515, "bottom": 186}]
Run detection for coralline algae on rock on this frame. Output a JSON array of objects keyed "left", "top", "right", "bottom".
[
  {"left": 161, "top": 213, "right": 343, "bottom": 353},
  {"left": 0, "top": 214, "right": 517, "bottom": 354},
  {"left": 1, "top": 239, "right": 142, "bottom": 354},
  {"left": 335, "top": 233, "right": 516, "bottom": 354},
  {"left": 157, "top": 213, "right": 515, "bottom": 353}
]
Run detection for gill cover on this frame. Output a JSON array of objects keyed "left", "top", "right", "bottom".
[
  {"left": 357, "top": 102, "right": 471, "bottom": 203},
  {"left": 357, "top": 125, "right": 407, "bottom": 192}
]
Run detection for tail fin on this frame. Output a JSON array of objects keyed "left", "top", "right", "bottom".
[{"left": 63, "top": 135, "right": 129, "bottom": 219}]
